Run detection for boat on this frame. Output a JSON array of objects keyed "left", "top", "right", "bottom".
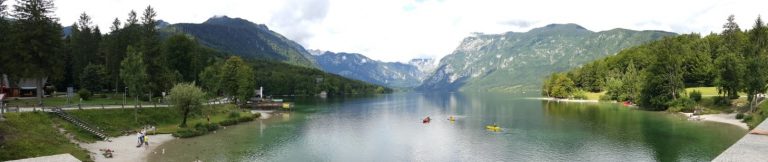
[
  {"left": 486, "top": 124, "right": 501, "bottom": 132},
  {"left": 423, "top": 117, "right": 431, "bottom": 123},
  {"left": 448, "top": 116, "right": 455, "bottom": 121}
]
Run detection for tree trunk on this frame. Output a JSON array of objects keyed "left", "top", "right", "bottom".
[{"left": 181, "top": 106, "right": 189, "bottom": 127}]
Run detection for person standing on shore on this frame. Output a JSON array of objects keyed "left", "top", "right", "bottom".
[{"left": 136, "top": 131, "right": 144, "bottom": 147}]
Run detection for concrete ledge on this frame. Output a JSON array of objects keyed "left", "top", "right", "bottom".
[
  {"left": 714, "top": 119, "right": 768, "bottom": 162},
  {"left": 6, "top": 153, "right": 80, "bottom": 162}
]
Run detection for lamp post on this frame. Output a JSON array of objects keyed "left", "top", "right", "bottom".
[{"left": 123, "top": 87, "right": 127, "bottom": 109}]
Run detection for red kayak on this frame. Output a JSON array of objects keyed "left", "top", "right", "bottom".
[{"left": 422, "top": 117, "right": 431, "bottom": 123}]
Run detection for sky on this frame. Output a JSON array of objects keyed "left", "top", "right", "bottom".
[{"left": 7, "top": 0, "right": 768, "bottom": 62}]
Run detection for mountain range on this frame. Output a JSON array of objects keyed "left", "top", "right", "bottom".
[
  {"left": 313, "top": 51, "right": 436, "bottom": 88},
  {"left": 160, "top": 16, "right": 317, "bottom": 67},
  {"left": 418, "top": 24, "right": 676, "bottom": 92},
  {"left": 149, "top": 16, "right": 676, "bottom": 92}
]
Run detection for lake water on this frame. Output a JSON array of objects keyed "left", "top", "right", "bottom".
[{"left": 148, "top": 93, "right": 746, "bottom": 161}]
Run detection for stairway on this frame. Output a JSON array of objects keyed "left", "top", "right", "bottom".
[{"left": 51, "top": 108, "right": 109, "bottom": 140}]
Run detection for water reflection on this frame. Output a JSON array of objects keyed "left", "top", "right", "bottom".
[{"left": 149, "top": 93, "right": 745, "bottom": 162}]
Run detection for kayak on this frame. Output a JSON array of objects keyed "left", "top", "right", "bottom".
[
  {"left": 486, "top": 125, "right": 501, "bottom": 131},
  {"left": 448, "top": 116, "right": 455, "bottom": 121}
]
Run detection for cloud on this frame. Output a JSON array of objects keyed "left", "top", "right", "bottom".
[
  {"left": 15, "top": 0, "right": 768, "bottom": 63},
  {"left": 268, "top": 0, "right": 330, "bottom": 46}
]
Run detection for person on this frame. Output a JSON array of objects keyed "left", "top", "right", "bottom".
[
  {"left": 136, "top": 132, "right": 144, "bottom": 147},
  {"left": 143, "top": 135, "right": 149, "bottom": 149}
]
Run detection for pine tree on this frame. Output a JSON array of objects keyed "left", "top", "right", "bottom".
[{"left": 11, "top": 0, "right": 64, "bottom": 105}]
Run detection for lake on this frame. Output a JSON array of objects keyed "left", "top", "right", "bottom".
[{"left": 148, "top": 92, "right": 746, "bottom": 161}]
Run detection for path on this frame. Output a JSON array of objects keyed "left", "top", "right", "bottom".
[
  {"left": 714, "top": 118, "right": 768, "bottom": 161},
  {"left": 6, "top": 154, "right": 81, "bottom": 162}
]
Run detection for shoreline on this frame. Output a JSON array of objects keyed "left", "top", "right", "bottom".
[
  {"left": 80, "top": 134, "right": 175, "bottom": 162},
  {"left": 79, "top": 110, "right": 276, "bottom": 162},
  {"left": 529, "top": 97, "right": 600, "bottom": 103},
  {"left": 679, "top": 112, "right": 749, "bottom": 130}
]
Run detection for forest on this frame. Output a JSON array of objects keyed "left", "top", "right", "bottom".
[
  {"left": 542, "top": 15, "right": 768, "bottom": 111},
  {"left": 0, "top": 0, "right": 390, "bottom": 105}
]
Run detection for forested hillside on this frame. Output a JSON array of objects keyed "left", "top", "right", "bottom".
[{"left": 543, "top": 15, "right": 768, "bottom": 111}]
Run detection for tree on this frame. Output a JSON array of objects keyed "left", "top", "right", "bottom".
[
  {"left": 11, "top": 0, "right": 64, "bottom": 105},
  {"left": 162, "top": 35, "right": 198, "bottom": 82},
  {"left": 744, "top": 16, "right": 768, "bottom": 112},
  {"left": 549, "top": 73, "right": 575, "bottom": 98},
  {"left": 120, "top": 46, "right": 147, "bottom": 99},
  {"left": 199, "top": 56, "right": 255, "bottom": 103},
  {"left": 639, "top": 39, "right": 685, "bottom": 110},
  {"left": 69, "top": 12, "right": 102, "bottom": 88},
  {"left": 168, "top": 83, "right": 205, "bottom": 127},
  {"left": 220, "top": 56, "right": 254, "bottom": 103},
  {"left": 621, "top": 61, "right": 643, "bottom": 102},
  {"left": 0, "top": 0, "right": 9, "bottom": 74},
  {"left": 79, "top": 64, "right": 108, "bottom": 92},
  {"left": 714, "top": 46, "right": 745, "bottom": 99}
]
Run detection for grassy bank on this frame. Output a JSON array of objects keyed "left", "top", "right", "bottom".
[
  {"left": 5, "top": 94, "right": 152, "bottom": 107},
  {"left": 0, "top": 112, "right": 91, "bottom": 161},
  {"left": 61, "top": 104, "right": 254, "bottom": 142}
]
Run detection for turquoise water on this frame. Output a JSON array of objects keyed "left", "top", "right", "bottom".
[{"left": 148, "top": 93, "right": 746, "bottom": 161}]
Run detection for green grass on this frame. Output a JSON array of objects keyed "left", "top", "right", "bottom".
[
  {"left": 585, "top": 91, "right": 605, "bottom": 100},
  {"left": 0, "top": 112, "right": 92, "bottom": 161},
  {"left": 62, "top": 104, "right": 250, "bottom": 142},
  {"left": 746, "top": 103, "right": 768, "bottom": 129},
  {"left": 685, "top": 87, "right": 719, "bottom": 96},
  {"left": 5, "top": 93, "right": 153, "bottom": 107}
]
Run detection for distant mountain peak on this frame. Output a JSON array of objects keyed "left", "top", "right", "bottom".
[{"left": 203, "top": 15, "right": 268, "bottom": 30}]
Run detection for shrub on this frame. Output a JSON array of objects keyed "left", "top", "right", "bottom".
[
  {"left": 599, "top": 95, "right": 613, "bottom": 101},
  {"left": 78, "top": 88, "right": 93, "bottom": 101},
  {"left": 743, "top": 114, "right": 754, "bottom": 122},
  {"left": 689, "top": 90, "right": 702, "bottom": 102},
  {"left": 572, "top": 90, "right": 588, "bottom": 100},
  {"left": 219, "top": 119, "right": 238, "bottom": 126},
  {"left": 667, "top": 97, "right": 695, "bottom": 112},
  {"left": 736, "top": 113, "right": 745, "bottom": 119},
  {"left": 238, "top": 115, "right": 254, "bottom": 122},
  {"left": 712, "top": 96, "right": 731, "bottom": 106},
  {"left": 228, "top": 111, "right": 241, "bottom": 119},
  {"left": 172, "top": 128, "right": 206, "bottom": 138},
  {"left": 253, "top": 113, "right": 261, "bottom": 119}
]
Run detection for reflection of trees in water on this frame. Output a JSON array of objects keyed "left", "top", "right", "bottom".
[{"left": 541, "top": 101, "right": 740, "bottom": 161}]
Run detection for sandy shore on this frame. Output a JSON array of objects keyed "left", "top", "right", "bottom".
[
  {"left": 681, "top": 112, "right": 748, "bottom": 130},
  {"left": 80, "top": 134, "right": 175, "bottom": 162},
  {"left": 529, "top": 97, "right": 600, "bottom": 103},
  {"left": 250, "top": 110, "right": 275, "bottom": 119}
]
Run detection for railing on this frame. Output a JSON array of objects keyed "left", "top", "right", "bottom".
[{"left": 50, "top": 107, "right": 109, "bottom": 140}]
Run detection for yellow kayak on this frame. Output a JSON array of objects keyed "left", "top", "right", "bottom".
[
  {"left": 486, "top": 125, "right": 501, "bottom": 131},
  {"left": 448, "top": 116, "right": 456, "bottom": 121}
]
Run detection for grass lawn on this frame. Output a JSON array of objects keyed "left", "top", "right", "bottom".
[
  {"left": 0, "top": 112, "right": 92, "bottom": 161},
  {"left": 61, "top": 104, "right": 252, "bottom": 142},
  {"left": 585, "top": 91, "right": 605, "bottom": 100},
  {"left": 4, "top": 93, "right": 153, "bottom": 107}
]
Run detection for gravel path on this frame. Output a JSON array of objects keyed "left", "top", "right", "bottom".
[{"left": 80, "top": 134, "right": 175, "bottom": 162}]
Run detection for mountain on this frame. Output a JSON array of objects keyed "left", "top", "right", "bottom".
[
  {"left": 160, "top": 16, "right": 316, "bottom": 67},
  {"left": 313, "top": 51, "right": 435, "bottom": 88},
  {"left": 418, "top": 23, "right": 676, "bottom": 92}
]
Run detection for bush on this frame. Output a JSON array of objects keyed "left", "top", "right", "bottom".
[
  {"left": 743, "top": 114, "right": 754, "bottom": 122},
  {"left": 599, "top": 95, "right": 613, "bottom": 101},
  {"left": 172, "top": 128, "right": 206, "bottom": 138},
  {"left": 219, "top": 119, "right": 238, "bottom": 126},
  {"left": 736, "top": 113, "right": 745, "bottom": 119},
  {"left": 77, "top": 89, "right": 92, "bottom": 101},
  {"left": 712, "top": 96, "right": 731, "bottom": 106},
  {"left": 667, "top": 97, "right": 695, "bottom": 112},
  {"left": 689, "top": 90, "right": 702, "bottom": 102},
  {"left": 194, "top": 123, "right": 219, "bottom": 132},
  {"left": 228, "top": 111, "right": 241, "bottom": 119},
  {"left": 572, "top": 90, "right": 588, "bottom": 100}
]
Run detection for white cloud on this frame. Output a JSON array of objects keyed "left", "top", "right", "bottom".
[{"left": 7, "top": 0, "right": 768, "bottom": 62}]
